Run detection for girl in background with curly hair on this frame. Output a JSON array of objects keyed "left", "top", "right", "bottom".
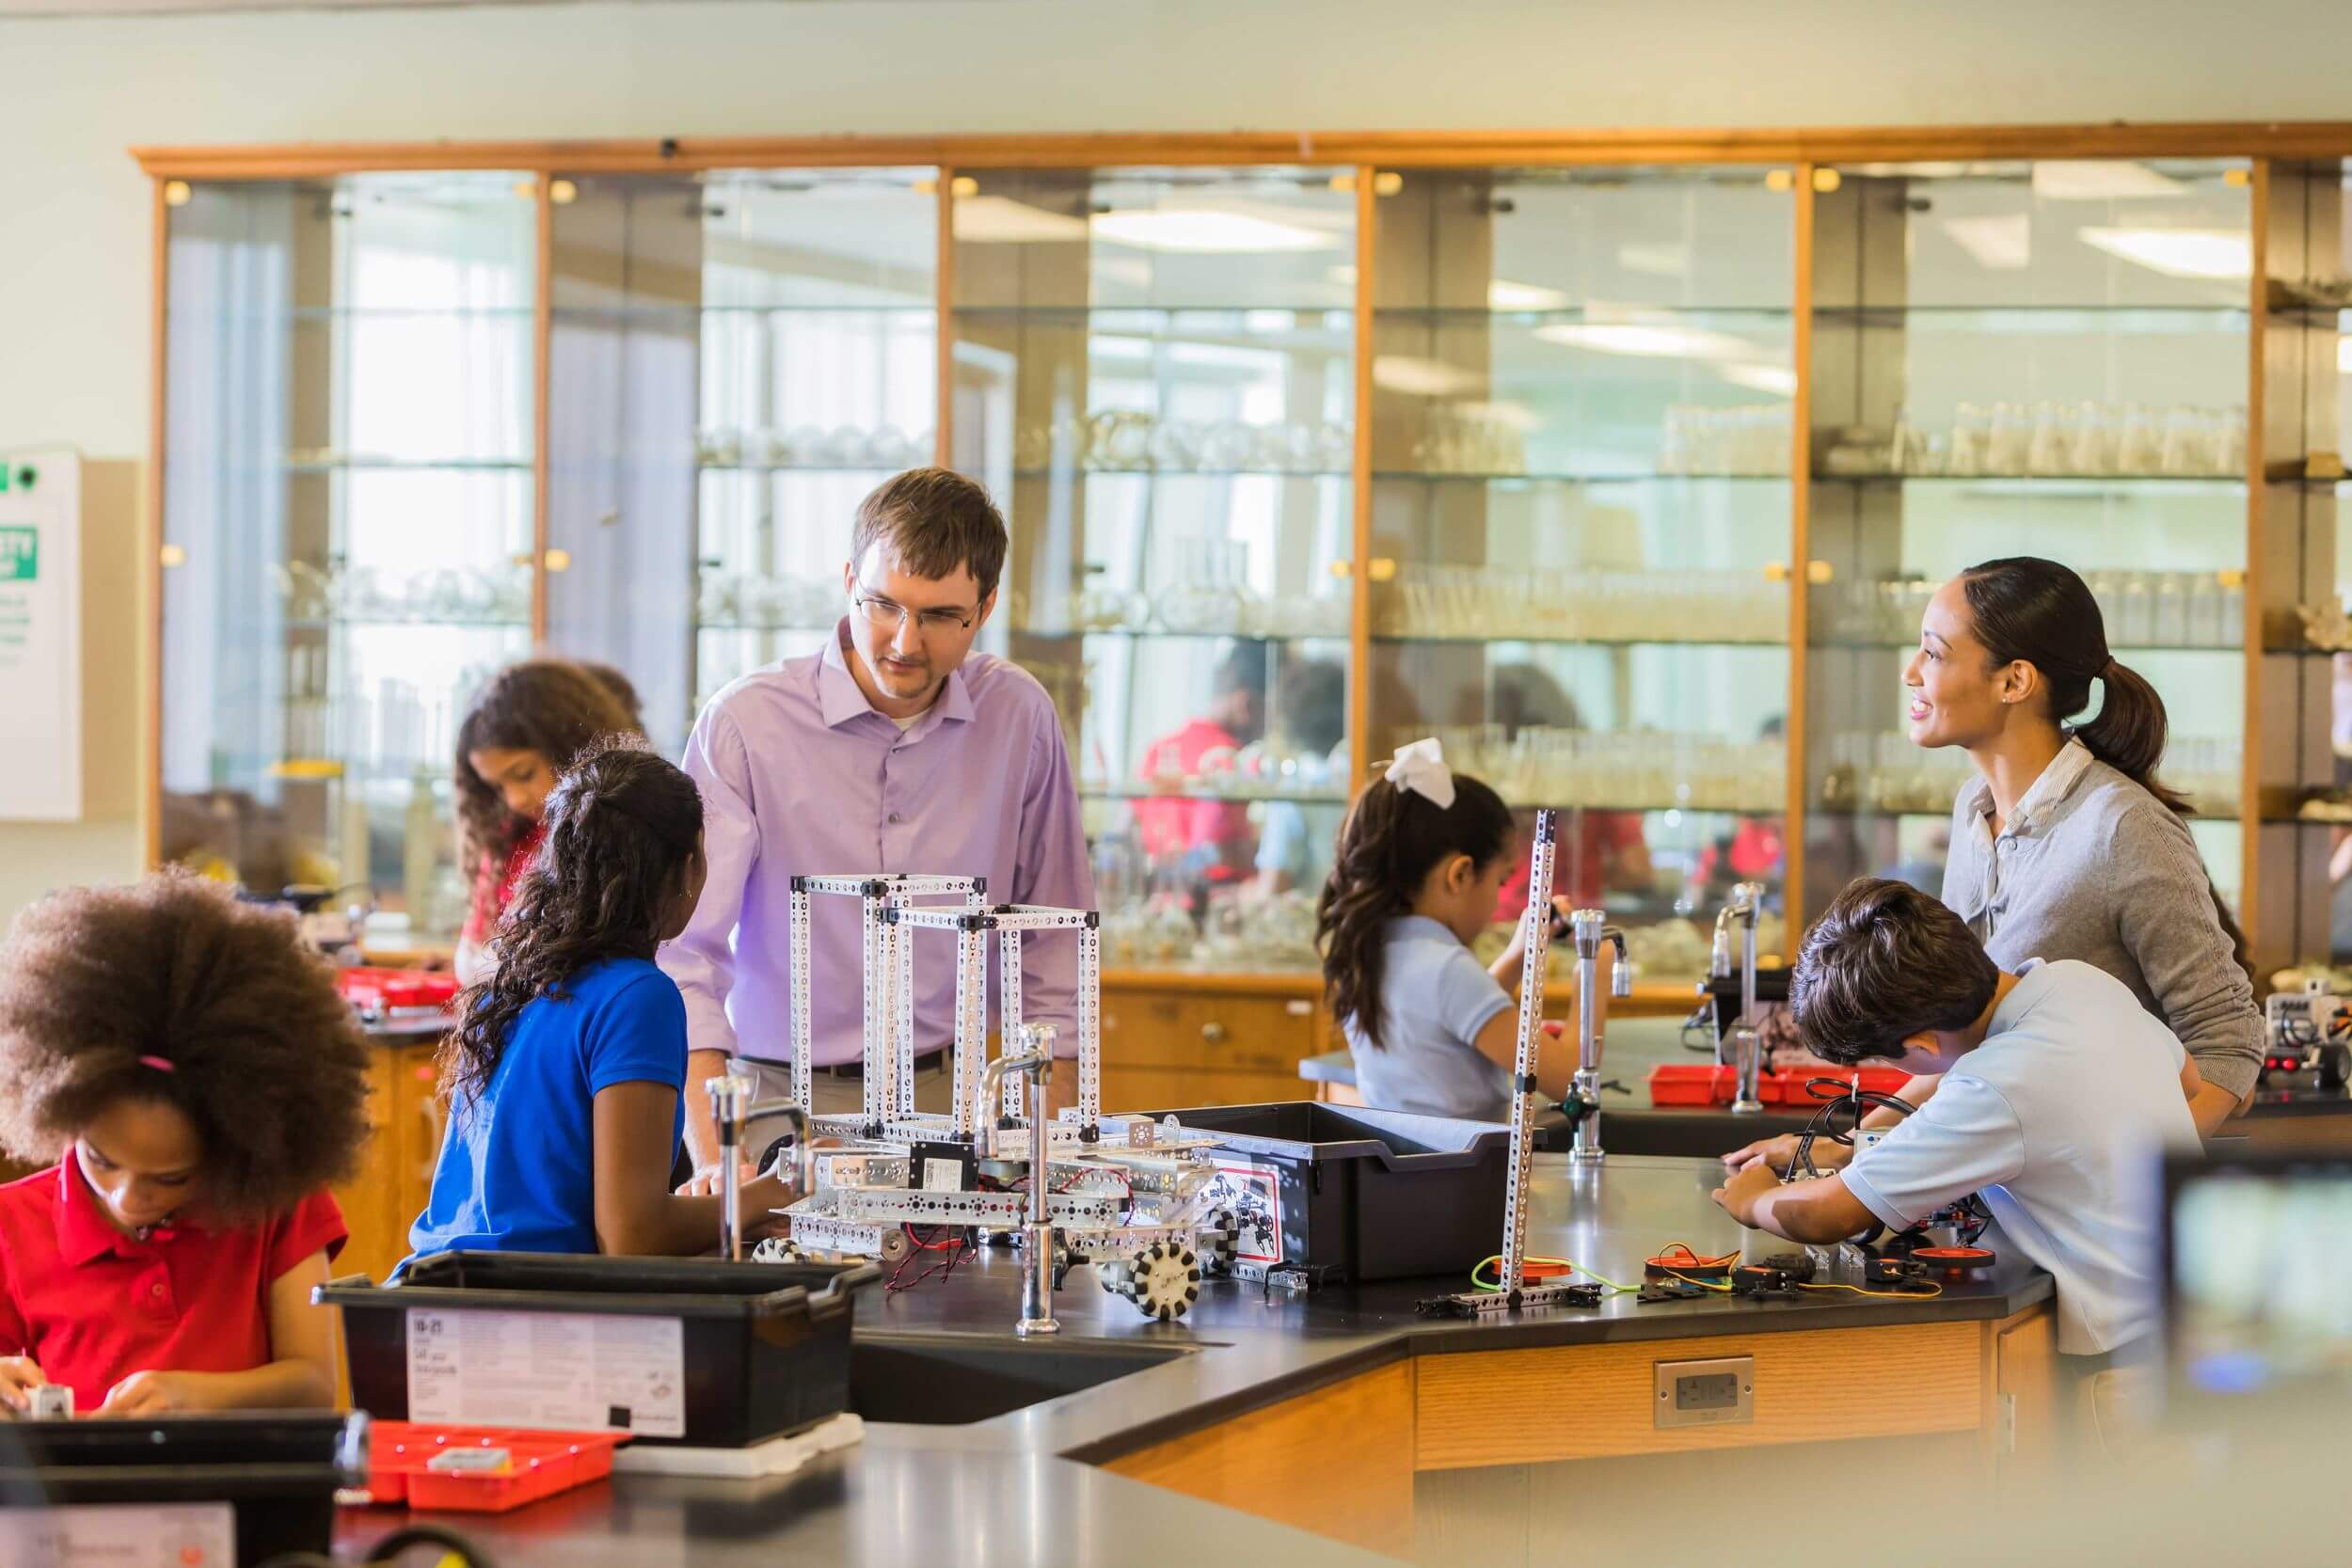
[
  {"left": 453, "top": 658, "right": 640, "bottom": 984},
  {"left": 1317, "top": 741, "right": 1581, "bottom": 1122},
  {"left": 0, "top": 873, "right": 371, "bottom": 1418},
  {"left": 405, "top": 741, "right": 792, "bottom": 1268}
]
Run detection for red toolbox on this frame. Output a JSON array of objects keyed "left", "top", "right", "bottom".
[
  {"left": 335, "top": 966, "right": 460, "bottom": 1029},
  {"left": 360, "top": 1422, "right": 626, "bottom": 1513},
  {"left": 1774, "top": 1067, "right": 1912, "bottom": 1104}
]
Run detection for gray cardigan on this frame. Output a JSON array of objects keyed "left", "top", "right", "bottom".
[{"left": 1940, "top": 739, "right": 2264, "bottom": 1100}]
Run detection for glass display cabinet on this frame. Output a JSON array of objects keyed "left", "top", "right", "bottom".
[
  {"left": 546, "top": 166, "right": 942, "bottom": 758},
  {"left": 141, "top": 131, "right": 2348, "bottom": 992},
  {"left": 1369, "top": 166, "right": 1795, "bottom": 980},
  {"left": 1801, "top": 158, "right": 2253, "bottom": 931},
  {"left": 158, "top": 171, "right": 537, "bottom": 941},
  {"left": 949, "top": 166, "right": 1357, "bottom": 975}
]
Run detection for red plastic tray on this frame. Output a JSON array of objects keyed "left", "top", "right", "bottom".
[
  {"left": 1776, "top": 1067, "right": 1912, "bottom": 1103},
  {"left": 359, "top": 1422, "right": 627, "bottom": 1513},
  {"left": 1645, "top": 1065, "right": 1785, "bottom": 1107},
  {"left": 335, "top": 966, "right": 461, "bottom": 1016}
]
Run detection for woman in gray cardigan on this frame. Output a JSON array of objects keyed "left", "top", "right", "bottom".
[{"left": 1902, "top": 556, "right": 2260, "bottom": 1135}]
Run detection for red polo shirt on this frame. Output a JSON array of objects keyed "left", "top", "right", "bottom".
[{"left": 0, "top": 1156, "right": 345, "bottom": 1410}]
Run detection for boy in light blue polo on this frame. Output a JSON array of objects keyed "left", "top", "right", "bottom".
[{"left": 1713, "top": 878, "right": 2201, "bottom": 1358}]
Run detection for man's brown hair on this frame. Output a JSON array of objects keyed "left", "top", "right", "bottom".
[
  {"left": 0, "top": 871, "right": 372, "bottom": 1222},
  {"left": 850, "top": 467, "right": 1009, "bottom": 601},
  {"left": 1790, "top": 878, "right": 1999, "bottom": 1066}
]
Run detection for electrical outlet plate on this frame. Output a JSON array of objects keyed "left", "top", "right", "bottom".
[{"left": 1654, "top": 1354, "right": 1755, "bottom": 1428}]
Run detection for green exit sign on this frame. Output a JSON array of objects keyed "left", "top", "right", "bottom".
[{"left": 0, "top": 528, "right": 37, "bottom": 581}]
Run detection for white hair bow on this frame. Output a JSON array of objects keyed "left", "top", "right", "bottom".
[{"left": 1384, "top": 737, "right": 1456, "bottom": 810}]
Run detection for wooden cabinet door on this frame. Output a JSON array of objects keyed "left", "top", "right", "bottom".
[{"left": 1099, "top": 987, "right": 1324, "bottom": 1109}]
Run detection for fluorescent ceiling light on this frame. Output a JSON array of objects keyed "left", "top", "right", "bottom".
[
  {"left": 1487, "top": 279, "right": 1572, "bottom": 310},
  {"left": 1532, "top": 321, "right": 1761, "bottom": 360},
  {"left": 2031, "top": 161, "right": 2188, "bottom": 201},
  {"left": 2337, "top": 338, "right": 2352, "bottom": 376},
  {"left": 1720, "top": 364, "right": 1797, "bottom": 397},
  {"left": 1372, "top": 356, "right": 1485, "bottom": 397},
  {"left": 1940, "top": 214, "right": 2032, "bottom": 271},
  {"left": 953, "top": 197, "right": 1089, "bottom": 245},
  {"left": 1089, "top": 209, "right": 1340, "bottom": 253},
  {"left": 2078, "top": 226, "right": 2250, "bottom": 280}
]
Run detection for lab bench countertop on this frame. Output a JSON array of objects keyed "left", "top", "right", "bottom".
[{"left": 331, "top": 1154, "right": 2048, "bottom": 1565}]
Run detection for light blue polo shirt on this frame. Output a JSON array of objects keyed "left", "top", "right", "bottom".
[
  {"left": 1841, "top": 958, "right": 2199, "bottom": 1354},
  {"left": 1343, "top": 916, "right": 1515, "bottom": 1121}
]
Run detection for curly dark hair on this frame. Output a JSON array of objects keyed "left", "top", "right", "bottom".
[
  {"left": 1316, "top": 770, "right": 1513, "bottom": 1052},
  {"left": 0, "top": 871, "right": 371, "bottom": 1222},
  {"left": 453, "top": 659, "right": 639, "bottom": 877},
  {"left": 1790, "top": 878, "right": 2000, "bottom": 1066},
  {"left": 444, "top": 740, "right": 705, "bottom": 1105}
]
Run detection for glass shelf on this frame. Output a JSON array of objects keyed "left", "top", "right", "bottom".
[
  {"left": 280, "top": 457, "right": 532, "bottom": 473},
  {"left": 1373, "top": 631, "right": 1787, "bottom": 649},
  {"left": 1372, "top": 469, "right": 1789, "bottom": 484},
  {"left": 284, "top": 306, "right": 535, "bottom": 322},
  {"left": 1081, "top": 784, "right": 1349, "bottom": 806},
  {"left": 285, "top": 617, "right": 531, "bottom": 632},
  {"left": 1373, "top": 305, "right": 1794, "bottom": 324},
  {"left": 1814, "top": 472, "right": 2244, "bottom": 490},
  {"left": 696, "top": 461, "right": 921, "bottom": 475},
  {"left": 1813, "top": 304, "right": 2248, "bottom": 327},
  {"left": 1009, "top": 467, "right": 1349, "bottom": 481}
]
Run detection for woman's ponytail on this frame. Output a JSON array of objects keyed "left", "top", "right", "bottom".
[{"left": 2073, "top": 657, "right": 2186, "bottom": 814}]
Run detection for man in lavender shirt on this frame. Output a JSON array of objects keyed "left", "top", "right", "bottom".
[{"left": 661, "top": 468, "right": 1094, "bottom": 1181}]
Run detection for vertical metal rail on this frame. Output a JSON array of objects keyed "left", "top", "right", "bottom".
[{"left": 1497, "top": 808, "right": 1560, "bottom": 1300}]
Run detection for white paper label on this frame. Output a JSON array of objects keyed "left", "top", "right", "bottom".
[
  {"left": 922, "top": 1157, "right": 963, "bottom": 1192},
  {"left": 0, "top": 1502, "right": 233, "bottom": 1568},
  {"left": 1201, "top": 1159, "right": 1285, "bottom": 1266},
  {"left": 406, "top": 1307, "right": 687, "bottom": 1437}
]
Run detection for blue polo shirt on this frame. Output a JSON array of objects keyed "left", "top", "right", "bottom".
[
  {"left": 1343, "top": 916, "right": 1515, "bottom": 1121},
  {"left": 404, "top": 958, "right": 687, "bottom": 1268}
]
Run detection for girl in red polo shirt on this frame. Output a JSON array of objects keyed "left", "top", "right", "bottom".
[
  {"left": 453, "top": 658, "right": 640, "bottom": 985},
  {"left": 0, "top": 873, "right": 371, "bottom": 1417}
]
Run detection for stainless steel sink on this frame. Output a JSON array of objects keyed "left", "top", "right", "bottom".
[{"left": 848, "top": 1332, "right": 1194, "bottom": 1426}]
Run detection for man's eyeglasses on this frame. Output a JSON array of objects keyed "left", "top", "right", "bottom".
[{"left": 853, "top": 587, "right": 978, "bottom": 636}]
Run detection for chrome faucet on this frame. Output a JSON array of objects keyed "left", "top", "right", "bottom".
[
  {"left": 1710, "top": 883, "right": 1767, "bottom": 1115},
  {"left": 704, "top": 1075, "right": 814, "bottom": 1262},
  {"left": 985, "top": 1023, "right": 1060, "bottom": 1338},
  {"left": 1566, "top": 910, "right": 1632, "bottom": 1164}
]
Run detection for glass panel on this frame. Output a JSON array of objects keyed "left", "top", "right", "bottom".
[
  {"left": 953, "top": 167, "right": 1355, "bottom": 974},
  {"left": 547, "top": 167, "right": 940, "bottom": 754},
  {"left": 1804, "top": 159, "right": 2250, "bottom": 927},
  {"left": 1369, "top": 166, "right": 1795, "bottom": 983},
  {"left": 159, "top": 172, "right": 536, "bottom": 942}
]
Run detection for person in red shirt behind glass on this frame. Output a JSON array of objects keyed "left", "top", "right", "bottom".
[
  {"left": 1133, "top": 640, "right": 1270, "bottom": 885},
  {"left": 0, "top": 873, "right": 370, "bottom": 1418},
  {"left": 453, "top": 658, "right": 640, "bottom": 984}
]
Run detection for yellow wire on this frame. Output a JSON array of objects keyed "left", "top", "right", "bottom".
[
  {"left": 1796, "top": 1279, "right": 1944, "bottom": 1301},
  {"left": 1470, "top": 1254, "right": 1639, "bottom": 1293}
]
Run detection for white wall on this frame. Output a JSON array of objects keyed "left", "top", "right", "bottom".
[{"left": 0, "top": 0, "right": 2335, "bottom": 918}]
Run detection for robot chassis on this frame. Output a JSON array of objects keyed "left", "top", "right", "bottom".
[{"left": 743, "top": 874, "right": 1238, "bottom": 1322}]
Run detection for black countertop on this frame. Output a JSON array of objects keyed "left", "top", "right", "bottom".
[{"left": 333, "top": 1155, "right": 2047, "bottom": 1565}]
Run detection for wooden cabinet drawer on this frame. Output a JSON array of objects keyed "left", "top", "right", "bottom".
[{"left": 1101, "top": 988, "right": 1319, "bottom": 1072}]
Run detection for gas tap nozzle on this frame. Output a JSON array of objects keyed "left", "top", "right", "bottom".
[{"left": 1566, "top": 910, "right": 1631, "bottom": 1163}]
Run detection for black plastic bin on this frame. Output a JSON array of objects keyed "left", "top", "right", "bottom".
[
  {"left": 321, "top": 1252, "right": 879, "bottom": 1449},
  {"left": 0, "top": 1412, "right": 363, "bottom": 1563},
  {"left": 1139, "top": 1101, "right": 1514, "bottom": 1287}
]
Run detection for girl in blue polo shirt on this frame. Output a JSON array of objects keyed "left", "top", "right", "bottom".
[
  {"left": 1317, "top": 740, "right": 1579, "bottom": 1121},
  {"left": 405, "top": 741, "right": 792, "bottom": 1266}
]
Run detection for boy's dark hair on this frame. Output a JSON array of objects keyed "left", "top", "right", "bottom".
[
  {"left": 850, "top": 467, "right": 1009, "bottom": 601},
  {"left": 1277, "top": 658, "right": 1348, "bottom": 755},
  {"left": 0, "top": 871, "right": 370, "bottom": 1222},
  {"left": 1316, "top": 771, "right": 1514, "bottom": 1052},
  {"left": 444, "top": 739, "right": 705, "bottom": 1104},
  {"left": 1791, "top": 878, "right": 1999, "bottom": 1066},
  {"left": 453, "top": 659, "right": 640, "bottom": 875}
]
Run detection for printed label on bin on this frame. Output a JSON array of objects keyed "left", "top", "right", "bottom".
[
  {"left": 1200, "top": 1160, "right": 1284, "bottom": 1266},
  {"left": 406, "top": 1307, "right": 687, "bottom": 1438},
  {"left": 0, "top": 1501, "right": 232, "bottom": 1566}
]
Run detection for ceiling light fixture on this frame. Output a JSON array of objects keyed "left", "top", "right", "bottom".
[{"left": 2078, "top": 226, "right": 2251, "bottom": 280}]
